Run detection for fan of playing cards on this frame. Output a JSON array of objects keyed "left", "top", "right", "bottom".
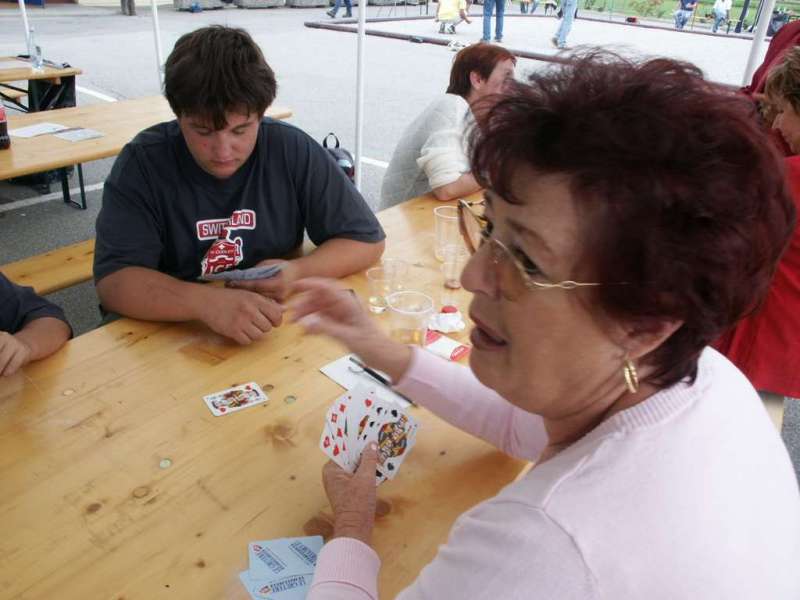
[
  {"left": 239, "top": 536, "right": 323, "bottom": 600},
  {"left": 320, "top": 384, "right": 419, "bottom": 485}
]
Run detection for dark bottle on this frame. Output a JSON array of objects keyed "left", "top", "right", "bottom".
[{"left": 0, "top": 106, "right": 10, "bottom": 150}]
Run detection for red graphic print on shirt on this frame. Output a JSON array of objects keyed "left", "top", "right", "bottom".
[{"left": 197, "top": 210, "right": 256, "bottom": 276}]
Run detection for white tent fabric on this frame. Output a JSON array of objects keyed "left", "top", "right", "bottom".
[
  {"left": 17, "top": 0, "right": 30, "bottom": 51},
  {"left": 354, "top": 3, "right": 367, "bottom": 190},
  {"left": 150, "top": 0, "right": 165, "bottom": 86},
  {"left": 741, "top": 0, "right": 778, "bottom": 85}
]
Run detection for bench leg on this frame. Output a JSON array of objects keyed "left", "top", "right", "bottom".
[{"left": 60, "top": 165, "right": 87, "bottom": 210}]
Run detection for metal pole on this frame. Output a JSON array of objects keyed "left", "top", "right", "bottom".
[
  {"left": 150, "top": 0, "right": 165, "bottom": 86},
  {"left": 742, "top": 0, "right": 777, "bottom": 85},
  {"left": 354, "top": 0, "right": 367, "bottom": 190},
  {"left": 18, "top": 0, "right": 31, "bottom": 51}
]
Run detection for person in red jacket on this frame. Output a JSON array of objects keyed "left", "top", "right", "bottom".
[{"left": 716, "top": 48, "right": 800, "bottom": 402}]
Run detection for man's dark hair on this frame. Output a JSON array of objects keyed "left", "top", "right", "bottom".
[{"left": 164, "top": 26, "right": 277, "bottom": 129}]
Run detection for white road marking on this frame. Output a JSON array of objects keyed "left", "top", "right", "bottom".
[
  {"left": 0, "top": 182, "right": 105, "bottom": 213},
  {"left": 362, "top": 156, "right": 389, "bottom": 169},
  {"left": 76, "top": 85, "right": 118, "bottom": 103}
]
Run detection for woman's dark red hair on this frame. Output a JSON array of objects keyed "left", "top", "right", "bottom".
[
  {"left": 470, "top": 51, "right": 797, "bottom": 387},
  {"left": 447, "top": 43, "right": 516, "bottom": 98}
]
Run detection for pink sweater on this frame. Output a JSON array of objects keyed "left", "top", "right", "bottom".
[{"left": 308, "top": 347, "right": 800, "bottom": 599}]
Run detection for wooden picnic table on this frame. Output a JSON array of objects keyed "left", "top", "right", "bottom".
[
  {"left": 0, "top": 56, "right": 83, "bottom": 112},
  {"left": 0, "top": 56, "right": 82, "bottom": 84},
  {"left": 0, "top": 194, "right": 524, "bottom": 600},
  {"left": 0, "top": 96, "right": 293, "bottom": 208}
]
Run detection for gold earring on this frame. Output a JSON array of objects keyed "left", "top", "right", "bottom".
[{"left": 623, "top": 359, "right": 639, "bottom": 394}]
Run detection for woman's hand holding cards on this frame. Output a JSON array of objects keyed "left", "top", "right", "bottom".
[
  {"left": 323, "top": 443, "right": 379, "bottom": 545},
  {"left": 290, "top": 278, "right": 413, "bottom": 383}
]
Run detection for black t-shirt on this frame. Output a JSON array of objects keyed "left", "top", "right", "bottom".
[
  {"left": 94, "top": 118, "right": 385, "bottom": 282},
  {"left": 0, "top": 273, "right": 71, "bottom": 334}
]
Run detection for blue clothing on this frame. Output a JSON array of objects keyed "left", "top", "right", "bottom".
[
  {"left": 482, "top": 0, "right": 505, "bottom": 41},
  {"left": 555, "top": 0, "right": 578, "bottom": 47},
  {"left": 330, "top": 0, "right": 351, "bottom": 16},
  {"left": 0, "top": 273, "right": 70, "bottom": 335},
  {"left": 712, "top": 7, "right": 726, "bottom": 32}
]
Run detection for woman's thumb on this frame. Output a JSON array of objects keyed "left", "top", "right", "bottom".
[{"left": 356, "top": 442, "right": 379, "bottom": 479}]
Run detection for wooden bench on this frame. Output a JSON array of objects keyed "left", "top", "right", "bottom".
[
  {"left": 1, "top": 239, "right": 95, "bottom": 295},
  {"left": 0, "top": 84, "right": 26, "bottom": 102}
]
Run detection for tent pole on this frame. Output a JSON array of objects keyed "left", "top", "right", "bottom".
[
  {"left": 742, "top": 0, "right": 777, "bottom": 85},
  {"left": 150, "top": 0, "right": 165, "bottom": 86},
  {"left": 354, "top": 0, "right": 367, "bottom": 190}
]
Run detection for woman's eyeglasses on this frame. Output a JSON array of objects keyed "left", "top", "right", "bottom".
[{"left": 457, "top": 199, "right": 605, "bottom": 301}]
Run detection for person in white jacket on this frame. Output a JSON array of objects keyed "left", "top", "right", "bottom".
[
  {"left": 712, "top": 0, "right": 731, "bottom": 32},
  {"left": 380, "top": 44, "right": 515, "bottom": 207}
]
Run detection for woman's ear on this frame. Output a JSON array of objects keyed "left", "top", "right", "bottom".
[
  {"left": 469, "top": 70, "right": 484, "bottom": 93},
  {"left": 621, "top": 319, "right": 684, "bottom": 362}
]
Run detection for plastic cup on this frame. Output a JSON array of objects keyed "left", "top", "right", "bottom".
[
  {"left": 366, "top": 267, "right": 393, "bottom": 314},
  {"left": 381, "top": 257, "right": 409, "bottom": 291},
  {"left": 441, "top": 244, "right": 469, "bottom": 289},
  {"left": 386, "top": 291, "right": 434, "bottom": 346},
  {"left": 434, "top": 205, "right": 460, "bottom": 262}
]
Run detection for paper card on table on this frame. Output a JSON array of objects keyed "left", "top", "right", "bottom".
[
  {"left": 201, "top": 264, "right": 283, "bottom": 282},
  {"left": 239, "top": 570, "right": 314, "bottom": 600},
  {"left": 248, "top": 536, "right": 323, "bottom": 580},
  {"left": 53, "top": 127, "right": 104, "bottom": 142},
  {"left": 9, "top": 122, "right": 69, "bottom": 138},
  {"left": 424, "top": 330, "right": 471, "bottom": 361},
  {"left": 320, "top": 354, "right": 411, "bottom": 408},
  {"left": 202, "top": 382, "right": 267, "bottom": 416}
]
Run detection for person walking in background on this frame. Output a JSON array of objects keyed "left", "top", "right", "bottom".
[
  {"left": 327, "top": 0, "right": 352, "bottom": 18},
  {"left": 674, "top": 0, "right": 697, "bottom": 29},
  {"left": 438, "top": 0, "right": 472, "bottom": 34},
  {"left": 520, "top": 0, "right": 538, "bottom": 14},
  {"left": 551, "top": 0, "right": 578, "bottom": 49},
  {"left": 712, "top": 0, "right": 731, "bottom": 32},
  {"left": 482, "top": 0, "right": 506, "bottom": 42}
]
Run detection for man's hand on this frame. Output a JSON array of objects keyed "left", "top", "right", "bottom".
[
  {"left": 0, "top": 332, "right": 32, "bottom": 377},
  {"left": 198, "top": 286, "right": 284, "bottom": 345},
  {"left": 227, "top": 260, "right": 299, "bottom": 302},
  {"left": 323, "top": 443, "right": 379, "bottom": 545}
]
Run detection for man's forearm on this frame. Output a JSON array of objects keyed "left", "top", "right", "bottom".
[
  {"left": 96, "top": 267, "right": 212, "bottom": 322},
  {"left": 292, "top": 238, "right": 385, "bottom": 280},
  {"left": 15, "top": 317, "right": 71, "bottom": 360},
  {"left": 432, "top": 173, "right": 481, "bottom": 202}
]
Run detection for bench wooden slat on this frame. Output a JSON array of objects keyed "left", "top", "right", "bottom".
[
  {"left": 0, "top": 84, "right": 26, "bottom": 101},
  {"left": 1, "top": 239, "right": 95, "bottom": 295}
]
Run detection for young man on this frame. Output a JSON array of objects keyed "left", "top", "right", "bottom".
[
  {"left": 94, "top": 26, "right": 385, "bottom": 346},
  {"left": 0, "top": 273, "right": 71, "bottom": 376}
]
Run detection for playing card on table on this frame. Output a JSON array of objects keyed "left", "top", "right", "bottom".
[
  {"left": 319, "top": 384, "right": 419, "bottom": 485},
  {"left": 239, "top": 536, "right": 323, "bottom": 600},
  {"left": 202, "top": 382, "right": 268, "bottom": 416}
]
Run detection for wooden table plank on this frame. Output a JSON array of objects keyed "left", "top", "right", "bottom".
[
  {"left": 0, "top": 96, "right": 293, "bottom": 179},
  {"left": 0, "top": 194, "right": 520, "bottom": 599},
  {"left": 0, "top": 56, "right": 82, "bottom": 83}
]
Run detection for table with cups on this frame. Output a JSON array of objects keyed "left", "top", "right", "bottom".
[{"left": 0, "top": 192, "right": 524, "bottom": 599}]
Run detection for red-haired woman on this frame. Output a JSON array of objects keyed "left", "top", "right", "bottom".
[
  {"left": 380, "top": 43, "right": 515, "bottom": 207},
  {"left": 296, "top": 53, "right": 800, "bottom": 598},
  {"left": 717, "top": 47, "right": 800, "bottom": 418}
]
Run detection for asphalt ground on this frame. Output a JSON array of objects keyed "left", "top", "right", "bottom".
[{"left": 0, "top": 4, "right": 767, "bottom": 335}]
